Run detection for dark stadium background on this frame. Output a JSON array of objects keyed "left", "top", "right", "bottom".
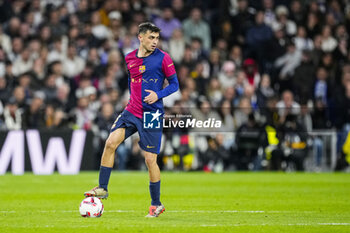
[{"left": 0, "top": 0, "right": 350, "bottom": 173}]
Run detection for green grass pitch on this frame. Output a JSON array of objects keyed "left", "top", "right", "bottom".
[{"left": 1, "top": 172, "right": 350, "bottom": 233}]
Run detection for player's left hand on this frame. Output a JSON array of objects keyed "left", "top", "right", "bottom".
[{"left": 144, "top": 90, "right": 158, "bottom": 104}]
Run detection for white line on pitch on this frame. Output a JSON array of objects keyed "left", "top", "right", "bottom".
[
  {"left": 200, "top": 223, "right": 350, "bottom": 227},
  {"left": 0, "top": 210, "right": 324, "bottom": 214},
  {"left": 4, "top": 223, "right": 350, "bottom": 229}
]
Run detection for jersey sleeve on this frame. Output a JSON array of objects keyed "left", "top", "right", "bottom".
[{"left": 161, "top": 53, "right": 176, "bottom": 78}]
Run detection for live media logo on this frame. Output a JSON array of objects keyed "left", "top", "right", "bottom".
[
  {"left": 143, "top": 110, "right": 162, "bottom": 129},
  {"left": 143, "top": 110, "right": 222, "bottom": 129}
]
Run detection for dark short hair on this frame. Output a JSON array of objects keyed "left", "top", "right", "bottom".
[{"left": 138, "top": 22, "right": 161, "bottom": 35}]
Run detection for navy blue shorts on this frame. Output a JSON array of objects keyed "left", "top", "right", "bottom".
[{"left": 110, "top": 110, "right": 162, "bottom": 154}]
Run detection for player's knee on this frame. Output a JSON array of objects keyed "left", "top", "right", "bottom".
[
  {"left": 105, "top": 138, "right": 119, "bottom": 151},
  {"left": 145, "top": 155, "right": 157, "bottom": 166}
]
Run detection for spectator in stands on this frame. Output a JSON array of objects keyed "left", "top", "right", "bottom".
[
  {"left": 43, "top": 73, "right": 58, "bottom": 102},
  {"left": 189, "top": 37, "right": 207, "bottom": 62},
  {"left": 91, "top": 11, "right": 110, "bottom": 41},
  {"left": 207, "top": 78, "right": 223, "bottom": 107},
  {"left": 234, "top": 97, "right": 252, "bottom": 127},
  {"left": 319, "top": 52, "right": 336, "bottom": 86},
  {"left": 289, "top": 0, "right": 305, "bottom": 26},
  {"left": 6, "top": 17, "right": 21, "bottom": 38},
  {"left": 128, "top": 137, "right": 144, "bottom": 170},
  {"left": 333, "top": 36, "right": 348, "bottom": 64},
  {"left": 214, "top": 39, "right": 229, "bottom": 63},
  {"left": 191, "top": 63, "right": 208, "bottom": 96},
  {"left": 243, "top": 58, "right": 260, "bottom": 88},
  {"left": 8, "top": 37, "right": 23, "bottom": 62},
  {"left": 95, "top": 102, "right": 116, "bottom": 157},
  {"left": 234, "top": 70, "right": 248, "bottom": 103},
  {"left": 235, "top": 113, "right": 265, "bottom": 170},
  {"left": 293, "top": 50, "right": 315, "bottom": 100},
  {"left": 108, "top": 11, "right": 126, "bottom": 47},
  {"left": 256, "top": 74, "right": 275, "bottom": 109},
  {"left": 12, "top": 48, "right": 33, "bottom": 76},
  {"left": 62, "top": 43, "right": 85, "bottom": 78},
  {"left": 0, "top": 76, "right": 10, "bottom": 103},
  {"left": 0, "top": 100, "right": 3, "bottom": 120},
  {"left": 222, "top": 86, "right": 236, "bottom": 107},
  {"left": 306, "top": 13, "right": 321, "bottom": 38},
  {"left": 17, "top": 73, "right": 34, "bottom": 101},
  {"left": 202, "top": 135, "right": 230, "bottom": 172},
  {"left": 48, "top": 9, "right": 67, "bottom": 39},
  {"left": 276, "top": 90, "right": 301, "bottom": 123},
  {"left": 218, "top": 100, "right": 235, "bottom": 132},
  {"left": 191, "top": 99, "right": 220, "bottom": 131},
  {"left": 328, "top": 0, "right": 344, "bottom": 25},
  {"left": 154, "top": 7, "right": 181, "bottom": 41},
  {"left": 32, "top": 58, "right": 46, "bottom": 83},
  {"left": 218, "top": 61, "right": 236, "bottom": 87},
  {"left": 171, "top": 0, "right": 188, "bottom": 21},
  {"left": 280, "top": 114, "right": 308, "bottom": 171},
  {"left": 231, "top": 0, "right": 255, "bottom": 46},
  {"left": 273, "top": 5, "right": 297, "bottom": 37},
  {"left": 321, "top": 25, "right": 338, "bottom": 52},
  {"left": 22, "top": 92, "right": 45, "bottom": 129},
  {"left": 262, "top": 0, "right": 275, "bottom": 27},
  {"left": 334, "top": 68, "right": 350, "bottom": 170},
  {"left": 183, "top": 8, "right": 211, "bottom": 51},
  {"left": 310, "top": 34, "right": 323, "bottom": 67},
  {"left": 0, "top": 26, "right": 12, "bottom": 55},
  {"left": 294, "top": 26, "right": 314, "bottom": 51},
  {"left": 51, "top": 108, "right": 69, "bottom": 129},
  {"left": 47, "top": 38, "right": 65, "bottom": 63},
  {"left": 44, "top": 104, "right": 55, "bottom": 129},
  {"left": 334, "top": 72, "right": 350, "bottom": 129},
  {"left": 275, "top": 41, "right": 302, "bottom": 92},
  {"left": 228, "top": 45, "right": 243, "bottom": 69},
  {"left": 71, "top": 95, "right": 95, "bottom": 130},
  {"left": 0, "top": 49, "right": 6, "bottom": 78},
  {"left": 1, "top": 97, "right": 22, "bottom": 130},
  {"left": 76, "top": 0, "right": 90, "bottom": 23},
  {"left": 245, "top": 10, "right": 273, "bottom": 67},
  {"left": 313, "top": 67, "right": 330, "bottom": 104},
  {"left": 243, "top": 84, "right": 258, "bottom": 110},
  {"left": 168, "top": 28, "right": 185, "bottom": 65},
  {"left": 208, "top": 49, "right": 221, "bottom": 78},
  {"left": 12, "top": 86, "right": 26, "bottom": 109},
  {"left": 144, "top": 0, "right": 162, "bottom": 22}
]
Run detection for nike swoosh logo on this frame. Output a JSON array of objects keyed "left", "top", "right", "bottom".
[
  {"left": 129, "top": 63, "right": 136, "bottom": 68},
  {"left": 147, "top": 145, "right": 155, "bottom": 148},
  {"left": 168, "top": 63, "right": 174, "bottom": 67}
]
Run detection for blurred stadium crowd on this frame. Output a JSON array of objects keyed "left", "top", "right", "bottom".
[{"left": 0, "top": 0, "right": 350, "bottom": 171}]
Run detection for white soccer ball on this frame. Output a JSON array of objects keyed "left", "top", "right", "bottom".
[{"left": 79, "top": 197, "right": 104, "bottom": 217}]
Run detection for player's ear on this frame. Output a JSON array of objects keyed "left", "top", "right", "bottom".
[{"left": 138, "top": 33, "right": 143, "bottom": 42}]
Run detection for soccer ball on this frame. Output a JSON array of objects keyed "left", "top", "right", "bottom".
[{"left": 79, "top": 197, "right": 104, "bottom": 217}]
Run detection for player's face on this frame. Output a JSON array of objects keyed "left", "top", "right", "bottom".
[{"left": 139, "top": 31, "right": 160, "bottom": 52}]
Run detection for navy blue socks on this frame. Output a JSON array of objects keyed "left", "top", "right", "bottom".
[
  {"left": 99, "top": 165, "right": 161, "bottom": 205},
  {"left": 99, "top": 166, "right": 112, "bottom": 191},
  {"left": 149, "top": 180, "right": 161, "bottom": 206}
]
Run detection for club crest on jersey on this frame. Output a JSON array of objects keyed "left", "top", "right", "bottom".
[{"left": 139, "top": 65, "right": 146, "bottom": 73}]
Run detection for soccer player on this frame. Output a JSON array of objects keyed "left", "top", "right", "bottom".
[{"left": 84, "top": 22, "right": 179, "bottom": 218}]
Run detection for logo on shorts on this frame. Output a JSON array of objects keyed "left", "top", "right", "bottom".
[
  {"left": 143, "top": 110, "right": 162, "bottom": 129},
  {"left": 139, "top": 65, "right": 146, "bottom": 73}
]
